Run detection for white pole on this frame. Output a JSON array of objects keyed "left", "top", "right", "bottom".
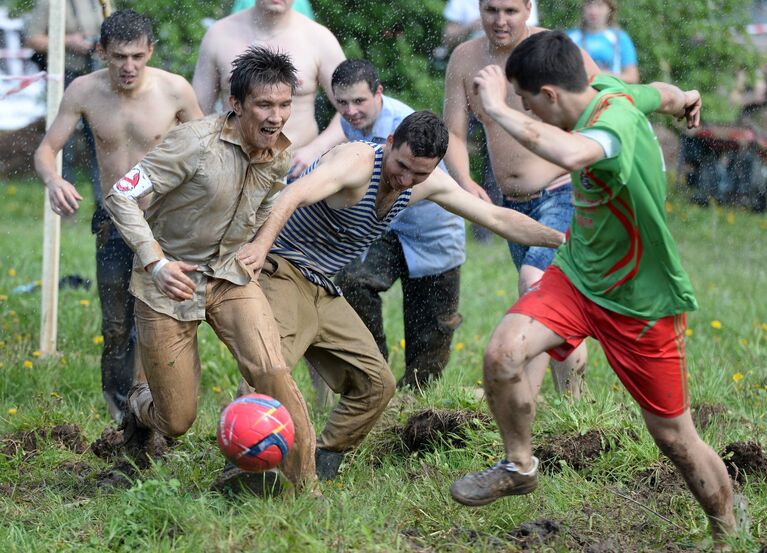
[{"left": 39, "top": 0, "right": 65, "bottom": 355}]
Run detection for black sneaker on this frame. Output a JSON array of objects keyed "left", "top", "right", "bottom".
[
  {"left": 315, "top": 448, "right": 345, "bottom": 481},
  {"left": 450, "top": 457, "right": 539, "bottom": 507},
  {"left": 210, "top": 463, "right": 283, "bottom": 496}
]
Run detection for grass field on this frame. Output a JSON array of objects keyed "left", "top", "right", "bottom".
[{"left": 0, "top": 176, "right": 765, "bottom": 552}]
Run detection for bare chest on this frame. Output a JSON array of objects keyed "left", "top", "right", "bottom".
[{"left": 86, "top": 95, "right": 179, "bottom": 154}]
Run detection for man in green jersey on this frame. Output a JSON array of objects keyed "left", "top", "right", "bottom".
[{"left": 449, "top": 31, "right": 735, "bottom": 544}]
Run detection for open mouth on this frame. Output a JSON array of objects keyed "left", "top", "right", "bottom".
[{"left": 261, "top": 126, "right": 280, "bottom": 135}]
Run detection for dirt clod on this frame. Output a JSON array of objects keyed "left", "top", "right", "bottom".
[
  {"left": 89, "top": 427, "right": 125, "bottom": 461},
  {"left": 51, "top": 424, "right": 88, "bottom": 454},
  {"left": 722, "top": 441, "right": 767, "bottom": 483},
  {"left": 95, "top": 460, "right": 136, "bottom": 489},
  {"left": 534, "top": 429, "right": 609, "bottom": 472},
  {"left": 505, "top": 519, "right": 561, "bottom": 550},
  {"left": 400, "top": 409, "right": 490, "bottom": 453}
]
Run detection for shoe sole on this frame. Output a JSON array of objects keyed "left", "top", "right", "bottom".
[{"left": 449, "top": 481, "right": 537, "bottom": 506}]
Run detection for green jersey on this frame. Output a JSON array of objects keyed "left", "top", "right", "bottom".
[{"left": 553, "top": 75, "right": 698, "bottom": 318}]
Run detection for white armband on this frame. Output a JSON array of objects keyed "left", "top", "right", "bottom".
[
  {"left": 151, "top": 258, "right": 169, "bottom": 280},
  {"left": 578, "top": 129, "right": 621, "bottom": 159},
  {"left": 112, "top": 164, "right": 154, "bottom": 198}
]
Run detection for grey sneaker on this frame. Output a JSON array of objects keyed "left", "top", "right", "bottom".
[
  {"left": 450, "top": 457, "right": 539, "bottom": 506},
  {"left": 210, "top": 463, "right": 283, "bottom": 496},
  {"left": 315, "top": 447, "right": 345, "bottom": 481}
]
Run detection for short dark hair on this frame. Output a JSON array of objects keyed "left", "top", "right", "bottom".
[
  {"left": 229, "top": 46, "right": 298, "bottom": 104},
  {"left": 392, "top": 111, "right": 449, "bottom": 160},
  {"left": 331, "top": 59, "right": 380, "bottom": 93},
  {"left": 100, "top": 9, "right": 154, "bottom": 49},
  {"left": 505, "top": 31, "right": 589, "bottom": 94}
]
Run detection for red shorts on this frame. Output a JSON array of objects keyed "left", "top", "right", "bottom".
[{"left": 508, "top": 266, "right": 689, "bottom": 418}]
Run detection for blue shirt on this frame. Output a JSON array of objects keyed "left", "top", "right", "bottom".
[
  {"left": 567, "top": 28, "right": 637, "bottom": 74},
  {"left": 341, "top": 95, "right": 466, "bottom": 277}
]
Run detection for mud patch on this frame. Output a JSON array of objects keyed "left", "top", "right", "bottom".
[
  {"left": 57, "top": 459, "right": 93, "bottom": 478},
  {"left": 95, "top": 460, "right": 137, "bottom": 489},
  {"left": 722, "top": 441, "right": 767, "bottom": 483},
  {"left": 534, "top": 429, "right": 610, "bottom": 472},
  {"left": 634, "top": 459, "right": 686, "bottom": 496},
  {"left": 691, "top": 403, "right": 728, "bottom": 430},
  {"left": 400, "top": 409, "right": 491, "bottom": 453},
  {"left": 505, "top": 519, "right": 561, "bottom": 550}
]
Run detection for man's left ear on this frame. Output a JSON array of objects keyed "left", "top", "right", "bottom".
[{"left": 386, "top": 134, "right": 394, "bottom": 146}]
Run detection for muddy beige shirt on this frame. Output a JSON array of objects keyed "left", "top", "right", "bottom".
[
  {"left": 104, "top": 112, "right": 291, "bottom": 321},
  {"left": 27, "top": 0, "right": 103, "bottom": 74}
]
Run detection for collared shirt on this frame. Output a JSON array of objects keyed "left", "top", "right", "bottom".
[
  {"left": 341, "top": 94, "right": 466, "bottom": 278},
  {"left": 105, "top": 112, "right": 291, "bottom": 321},
  {"left": 27, "top": 0, "right": 103, "bottom": 74}
]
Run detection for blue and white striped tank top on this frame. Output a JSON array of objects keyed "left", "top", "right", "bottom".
[{"left": 271, "top": 142, "right": 412, "bottom": 295}]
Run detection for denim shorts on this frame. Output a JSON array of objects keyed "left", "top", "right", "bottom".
[{"left": 503, "top": 183, "right": 574, "bottom": 271}]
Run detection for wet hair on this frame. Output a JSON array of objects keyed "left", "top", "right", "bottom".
[
  {"left": 582, "top": 0, "right": 618, "bottom": 27},
  {"left": 99, "top": 9, "right": 154, "bottom": 49},
  {"left": 331, "top": 59, "right": 380, "bottom": 94},
  {"left": 505, "top": 31, "right": 589, "bottom": 94},
  {"left": 392, "top": 111, "right": 449, "bottom": 160},
  {"left": 229, "top": 46, "right": 298, "bottom": 104}
]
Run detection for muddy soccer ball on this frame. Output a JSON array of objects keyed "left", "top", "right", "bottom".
[{"left": 217, "top": 393, "right": 295, "bottom": 471}]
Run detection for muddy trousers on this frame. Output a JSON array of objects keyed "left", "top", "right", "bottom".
[
  {"left": 241, "top": 255, "right": 396, "bottom": 454},
  {"left": 131, "top": 277, "right": 314, "bottom": 486},
  {"left": 93, "top": 208, "right": 137, "bottom": 420},
  {"left": 334, "top": 231, "right": 462, "bottom": 390}
]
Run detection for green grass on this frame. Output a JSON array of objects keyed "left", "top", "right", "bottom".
[{"left": 0, "top": 177, "right": 765, "bottom": 552}]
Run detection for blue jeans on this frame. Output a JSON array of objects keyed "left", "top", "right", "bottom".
[
  {"left": 92, "top": 207, "right": 136, "bottom": 417},
  {"left": 503, "top": 183, "right": 574, "bottom": 271}
]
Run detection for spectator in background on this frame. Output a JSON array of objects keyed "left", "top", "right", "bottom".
[
  {"left": 25, "top": 0, "right": 103, "bottom": 201},
  {"left": 231, "top": 0, "right": 315, "bottom": 19},
  {"left": 442, "top": 0, "right": 538, "bottom": 50},
  {"left": 567, "top": 0, "right": 639, "bottom": 83}
]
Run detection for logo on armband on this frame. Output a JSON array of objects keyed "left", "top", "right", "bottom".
[{"left": 113, "top": 165, "right": 152, "bottom": 197}]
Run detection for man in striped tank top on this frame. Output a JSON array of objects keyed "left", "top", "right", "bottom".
[{"left": 237, "top": 111, "right": 565, "bottom": 481}]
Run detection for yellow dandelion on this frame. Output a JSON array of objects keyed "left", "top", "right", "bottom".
[
  {"left": 475, "top": 380, "right": 483, "bottom": 386},
  {"left": 7, "top": 268, "right": 15, "bottom": 277},
  {"left": 92, "top": 335, "right": 104, "bottom": 345},
  {"left": 0, "top": 362, "right": 4, "bottom": 369},
  {"left": 732, "top": 372, "right": 744, "bottom": 382},
  {"left": 726, "top": 212, "right": 736, "bottom": 225},
  {"left": 0, "top": 295, "right": 7, "bottom": 302},
  {"left": 23, "top": 360, "right": 33, "bottom": 369},
  {"left": 685, "top": 328, "right": 694, "bottom": 337},
  {"left": 7, "top": 186, "right": 17, "bottom": 196},
  {"left": 79, "top": 299, "right": 90, "bottom": 306},
  {"left": 7, "top": 408, "right": 17, "bottom": 415},
  {"left": 474, "top": 335, "right": 481, "bottom": 341},
  {"left": 740, "top": 338, "right": 749, "bottom": 347},
  {"left": 665, "top": 201, "right": 673, "bottom": 213},
  {"left": 454, "top": 342, "right": 465, "bottom": 352},
  {"left": 50, "top": 391, "right": 61, "bottom": 399},
  {"left": 710, "top": 320, "right": 722, "bottom": 330},
  {"left": 8, "top": 310, "right": 15, "bottom": 317},
  {"left": 399, "top": 338, "right": 406, "bottom": 348},
  {"left": 212, "top": 386, "right": 222, "bottom": 394},
  {"left": 496, "top": 289, "right": 506, "bottom": 297},
  {"left": 0, "top": 341, "right": 5, "bottom": 349},
  {"left": 14, "top": 334, "right": 22, "bottom": 341},
  {"left": 31, "top": 351, "right": 41, "bottom": 358},
  {"left": 761, "top": 323, "right": 767, "bottom": 332}
]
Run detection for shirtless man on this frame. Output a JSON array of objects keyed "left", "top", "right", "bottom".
[
  {"left": 444, "top": 0, "right": 598, "bottom": 396},
  {"left": 193, "top": 0, "right": 346, "bottom": 178},
  {"left": 34, "top": 9, "right": 202, "bottom": 421}
]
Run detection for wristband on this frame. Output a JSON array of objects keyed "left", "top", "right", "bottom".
[{"left": 151, "top": 258, "right": 169, "bottom": 280}]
